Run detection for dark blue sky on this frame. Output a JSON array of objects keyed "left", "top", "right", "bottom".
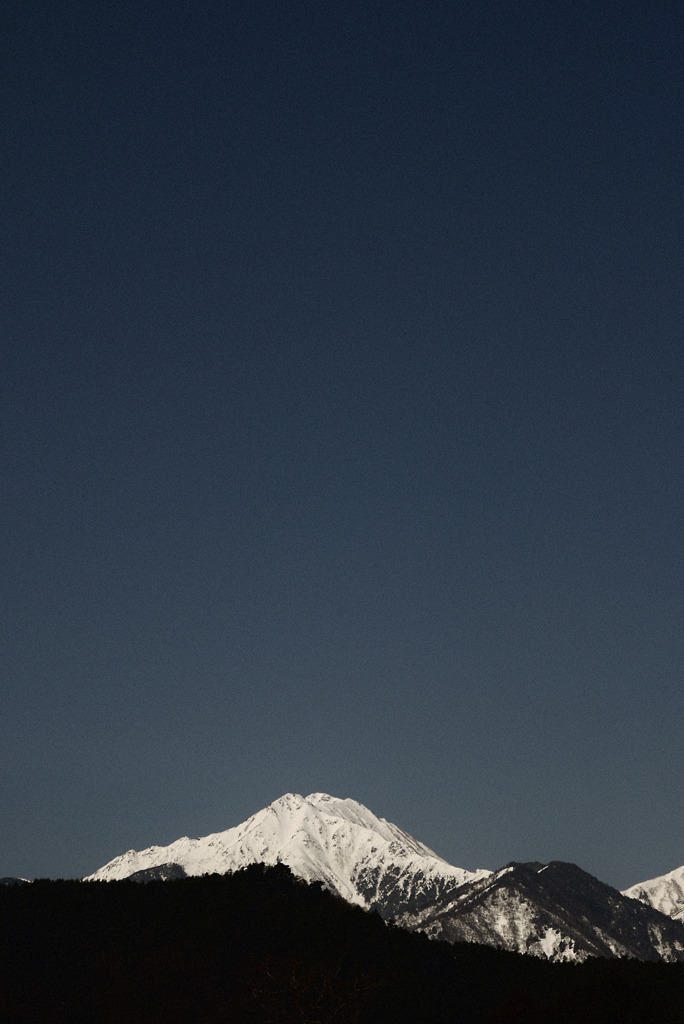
[{"left": 3, "top": 0, "right": 682, "bottom": 888}]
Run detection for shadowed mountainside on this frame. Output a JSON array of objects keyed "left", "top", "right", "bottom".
[{"left": 2, "top": 865, "right": 684, "bottom": 1023}]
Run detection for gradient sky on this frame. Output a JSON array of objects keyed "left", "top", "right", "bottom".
[{"left": 3, "top": 0, "right": 683, "bottom": 889}]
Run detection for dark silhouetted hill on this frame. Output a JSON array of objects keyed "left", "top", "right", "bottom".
[{"left": 1, "top": 865, "right": 683, "bottom": 1023}]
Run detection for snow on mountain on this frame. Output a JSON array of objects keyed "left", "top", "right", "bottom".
[
  {"left": 83, "top": 793, "right": 684, "bottom": 963},
  {"left": 395, "top": 861, "right": 684, "bottom": 963},
  {"left": 623, "top": 863, "right": 684, "bottom": 922},
  {"left": 84, "top": 792, "right": 490, "bottom": 916}
]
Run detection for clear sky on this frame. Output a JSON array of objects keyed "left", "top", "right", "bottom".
[{"left": 3, "top": 0, "right": 682, "bottom": 889}]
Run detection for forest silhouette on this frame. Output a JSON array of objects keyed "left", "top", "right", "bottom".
[{"left": 1, "top": 864, "right": 683, "bottom": 1022}]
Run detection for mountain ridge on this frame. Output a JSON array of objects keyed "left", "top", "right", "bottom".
[
  {"left": 396, "top": 859, "right": 684, "bottom": 962},
  {"left": 622, "top": 863, "right": 684, "bottom": 922},
  {"left": 83, "top": 791, "right": 684, "bottom": 963},
  {"left": 85, "top": 792, "right": 489, "bottom": 915}
]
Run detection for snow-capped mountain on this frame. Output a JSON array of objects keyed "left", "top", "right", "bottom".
[
  {"left": 623, "top": 863, "right": 684, "bottom": 922},
  {"left": 84, "top": 792, "right": 684, "bottom": 963},
  {"left": 396, "top": 860, "right": 684, "bottom": 963},
  {"left": 85, "top": 792, "right": 490, "bottom": 917}
]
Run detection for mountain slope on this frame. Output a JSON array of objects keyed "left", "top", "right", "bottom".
[
  {"left": 623, "top": 864, "right": 684, "bottom": 922},
  {"left": 85, "top": 792, "right": 684, "bottom": 963},
  {"left": 85, "top": 792, "right": 489, "bottom": 916},
  {"left": 396, "top": 861, "right": 684, "bottom": 963},
  {"left": 7, "top": 869, "right": 684, "bottom": 1024}
]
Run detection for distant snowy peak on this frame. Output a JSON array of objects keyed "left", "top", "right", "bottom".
[
  {"left": 84, "top": 792, "right": 490, "bottom": 913},
  {"left": 623, "top": 864, "right": 684, "bottom": 922}
]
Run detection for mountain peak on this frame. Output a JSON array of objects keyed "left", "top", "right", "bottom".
[
  {"left": 84, "top": 792, "right": 488, "bottom": 912},
  {"left": 623, "top": 863, "right": 684, "bottom": 922},
  {"left": 395, "top": 858, "right": 684, "bottom": 963},
  {"left": 82, "top": 794, "right": 684, "bottom": 963}
]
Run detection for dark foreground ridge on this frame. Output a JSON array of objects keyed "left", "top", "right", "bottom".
[{"left": 2, "top": 865, "right": 683, "bottom": 1023}]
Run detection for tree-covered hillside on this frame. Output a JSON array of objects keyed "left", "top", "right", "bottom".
[{"left": 1, "top": 865, "right": 683, "bottom": 1023}]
